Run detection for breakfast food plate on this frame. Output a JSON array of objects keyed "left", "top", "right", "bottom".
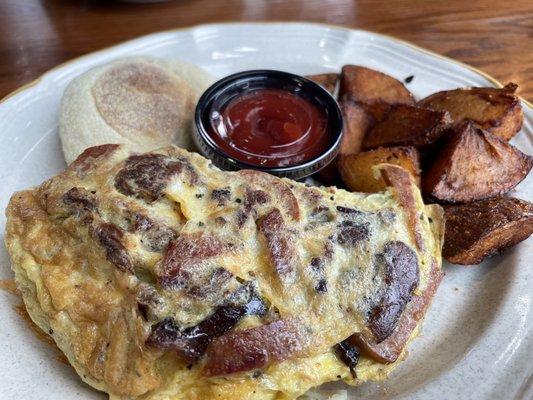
[{"left": 0, "top": 23, "right": 531, "bottom": 400}]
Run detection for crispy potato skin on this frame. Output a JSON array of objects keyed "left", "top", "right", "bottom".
[
  {"left": 339, "top": 146, "right": 421, "bottom": 193},
  {"left": 316, "top": 100, "right": 374, "bottom": 185},
  {"left": 306, "top": 73, "right": 339, "bottom": 95},
  {"left": 339, "top": 65, "right": 415, "bottom": 122},
  {"left": 423, "top": 122, "right": 533, "bottom": 203},
  {"left": 317, "top": 65, "right": 417, "bottom": 186},
  {"left": 443, "top": 197, "right": 533, "bottom": 265},
  {"left": 339, "top": 65, "right": 415, "bottom": 105},
  {"left": 418, "top": 83, "right": 524, "bottom": 141},
  {"left": 362, "top": 104, "right": 451, "bottom": 150},
  {"left": 340, "top": 100, "right": 374, "bottom": 155}
]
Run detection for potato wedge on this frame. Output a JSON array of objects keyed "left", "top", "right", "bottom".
[
  {"left": 340, "top": 100, "right": 374, "bottom": 155},
  {"left": 339, "top": 65, "right": 415, "bottom": 104},
  {"left": 306, "top": 73, "right": 339, "bottom": 95},
  {"left": 316, "top": 100, "right": 374, "bottom": 185},
  {"left": 443, "top": 197, "right": 533, "bottom": 265},
  {"left": 339, "top": 146, "right": 421, "bottom": 193},
  {"left": 362, "top": 104, "right": 451, "bottom": 150},
  {"left": 418, "top": 83, "right": 523, "bottom": 141},
  {"left": 339, "top": 65, "right": 415, "bottom": 122},
  {"left": 423, "top": 121, "right": 532, "bottom": 203}
]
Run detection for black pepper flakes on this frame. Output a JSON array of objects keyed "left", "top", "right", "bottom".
[
  {"left": 315, "top": 279, "right": 328, "bottom": 293},
  {"left": 404, "top": 75, "right": 414, "bottom": 83},
  {"left": 310, "top": 257, "right": 322, "bottom": 270},
  {"left": 211, "top": 188, "right": 231, "bottom": 203}
]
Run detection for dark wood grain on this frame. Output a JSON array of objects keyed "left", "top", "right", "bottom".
[{"left": 0, "top": 0, "right": 531, "bottom": 101}]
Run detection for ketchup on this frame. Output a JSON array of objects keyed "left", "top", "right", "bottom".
[{"left": 208, "top": 89, "right": 329, "bottom": 167}]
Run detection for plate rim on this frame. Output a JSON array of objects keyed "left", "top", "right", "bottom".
[{"left": 1, "top": 21, "right": 532, "bottom": 109}]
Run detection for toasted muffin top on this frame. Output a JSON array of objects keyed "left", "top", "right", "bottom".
[{"left": 59, "top": 57, "right": 214, "bottom": 164}]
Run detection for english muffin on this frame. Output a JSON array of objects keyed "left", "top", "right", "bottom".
[{"left": 59, "top": 57, "right": 214, "bottom": 164}]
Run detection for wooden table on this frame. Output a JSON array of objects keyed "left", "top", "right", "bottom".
[{"left": 1, "top": 0, "right": 532, "bottom": 101}]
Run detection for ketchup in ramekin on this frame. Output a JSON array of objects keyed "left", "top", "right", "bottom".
[{"left": 194, "top": 70, "right": 343, "bottom": 179}]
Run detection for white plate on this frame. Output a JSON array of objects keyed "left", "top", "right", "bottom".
[{"left": 0, "top": 23, "right": 531, "bottom": 400}]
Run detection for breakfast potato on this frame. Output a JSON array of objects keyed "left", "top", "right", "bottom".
[
  {"left": 306, "top": 73, "right": 339, "bottom": 95},
  {"left": 418, "top": 83, "right": 523, "bottom": 141},
  {"left": 339, "top": 100, "right": 374, "bottom": 155},
  {"left": 443, "top": 197, "right": 533, "bottom": 265},
  {"left": 339, "top": 65, "right": 415, "bottom": 121},
  {"left": 362, "top": 104, "right": 451, "bottom": 150},
  {"left": 423, "top": 121, "right": 532, "bottom": 203},
  {"left": 339, "top": 146, "right": 421, "bottom": 193},
  {"left": 339, "top": 65, "right": 415, "bottom": 104},
  {"left": 316, "top": 100, "right": 374, "bottom": 185}
]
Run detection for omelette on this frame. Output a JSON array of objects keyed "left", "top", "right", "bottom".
[{"left": 5, "top": 144, "right": 444, "bottom": 399}]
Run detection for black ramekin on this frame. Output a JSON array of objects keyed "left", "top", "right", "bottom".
[{"left": 193, "top": 69, "right": 343, "bottom": 180}]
